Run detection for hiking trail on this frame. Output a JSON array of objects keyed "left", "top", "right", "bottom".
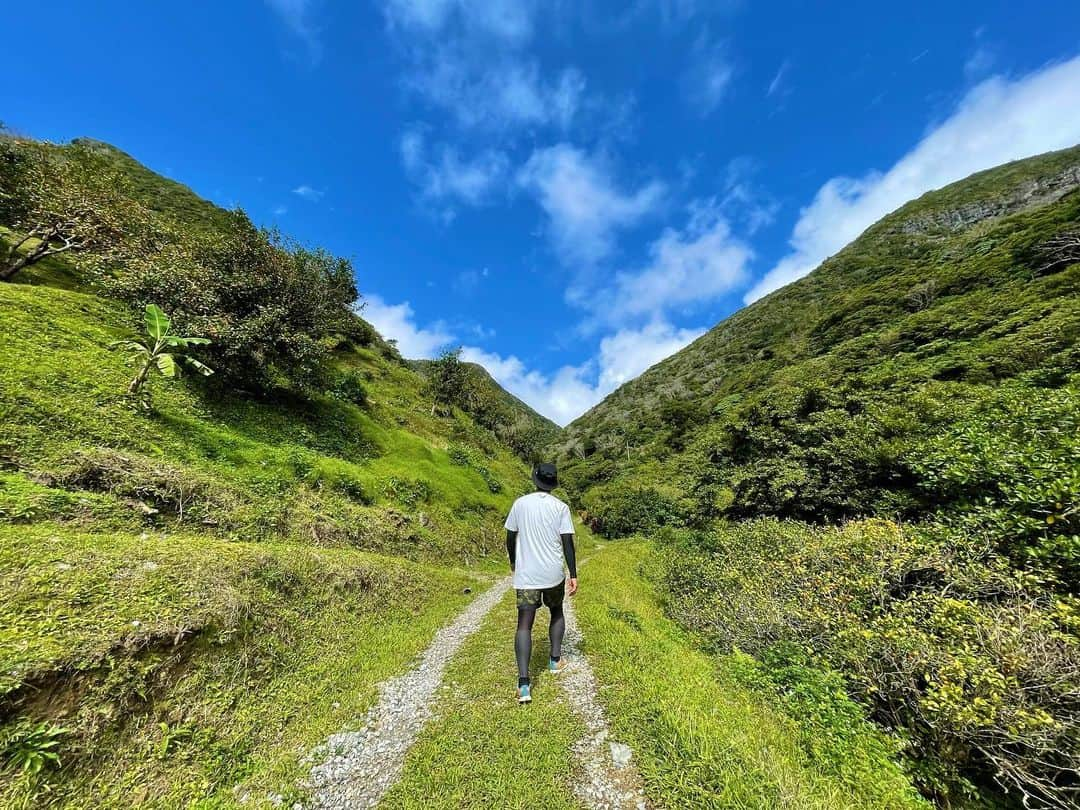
[{"left": 305, "top": 554, "right": 649, "bottom": 809}]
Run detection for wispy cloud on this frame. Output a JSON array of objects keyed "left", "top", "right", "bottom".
[
  {"left": 963, "top": 26, "right": 996, "bottom": 81},
  {"left": 272, "top": 205, "right": 288, "bottom": 216},
  {"left": 745, "top": 55, "right": 1080, "bottom": 303},
  {"left": 380, "top": 0, "right": 591, "bottom": 134},
  {"left": 264, "top": 0, "right": 322, "bottom": 62},
  {"left": 602, "top": 199, "right": 752, "bottom": 325},
  {"left": 682, "top": 32, "right": 734, "bottom": 115},
  {"left": 292, "top": 184, "right": 325, "bottom": 201},
  {"left": 400, "top": 129, "right": 509, "bottom": 217},
  {"left": 517, "top": 144, "right": 665, "bottom": 266},
  {"left": 407, "top": 47, "right": 586, "bottom": 132},
  {"left": 766, "top": 59, "right": 790, "bottom": 97}
]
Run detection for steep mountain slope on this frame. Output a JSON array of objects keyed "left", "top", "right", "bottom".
[
  {"left": 556, "top": 145, "right": 1080, "bottom": 528},
  {"left": 554, "top": 145, "right": 1080, "bottom": 808},
  {"left": 0, "top": 137, "right": 534, "bottom": 807},
  {"left": 411, "top": 357, "right": 561, "bottom": 461}
]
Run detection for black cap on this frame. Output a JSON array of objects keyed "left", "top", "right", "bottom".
[{"left": 531, "top": 462, "right": 558, "bottom": 491}]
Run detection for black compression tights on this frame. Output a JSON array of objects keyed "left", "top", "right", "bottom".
[{"left": 516, "top": 606, "right": 565, "bottom": 680}]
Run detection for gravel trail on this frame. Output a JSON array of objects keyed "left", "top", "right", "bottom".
[
  {"left": 559, "top": 597, "right": 650, "bottom": 810},
  {"left": 306, "top": 576, "right": 512, "bottom": 809}
]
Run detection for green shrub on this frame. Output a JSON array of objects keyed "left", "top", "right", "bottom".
[
  {"left": 582, "top": 484, "right": 678, "bottom": 537},
  {"left": 1, "top": 722, "right": 68, "bottom": 777},
  {"left": 328, "top": 370, "right": 369, "bottom": 408},
  {"left": 384, "top": 476, "right": 432, "bottom": 508},
  {"left": 447, "top": 444, "right": 471, "bottom": 466},
  {"left": 909, "top": 382, "right": 1080, "bottom": 586},
  {"left": 659, "top": 519, "right": 1080, "bottom": 807},
  {"left": 107, "top": 214, "right": 358, "bottom": 392}
]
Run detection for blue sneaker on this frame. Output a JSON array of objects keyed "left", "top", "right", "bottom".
[
  {"left": 517, "top": 683, "right": 532, "bottom": 704},
  {"left": 549, "top": 658, "right": 568, "bottom": 674}
]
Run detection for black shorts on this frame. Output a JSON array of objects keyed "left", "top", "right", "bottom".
[{"left": 515, "top": 579, "right": 565, "bottom": 610}]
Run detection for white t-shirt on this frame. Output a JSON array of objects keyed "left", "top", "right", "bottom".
[{"left": 504, "top": 491, "right": 575, "bottom": 589}]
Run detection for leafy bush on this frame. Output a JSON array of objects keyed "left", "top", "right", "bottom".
[
  {"left": 909, "top": 382, "right": 1080, "bottom": 587},
  {"left": 106, "top": 214, "right": 358, "bottom": 392},
  {"left": 384, "top": 476, "right": 432, "bottom": 508},
  {"left": 660, "top": 519, "right": 1080, "bottom": 808},
  {"left": 2, "top": 722, "right": 68, "bottom": 776},
  {"left": 582, "top": 484, "right": 678, "bottom": 537},
  {"left": 327, "top": 370, "right": 368, "bottom": 408}
]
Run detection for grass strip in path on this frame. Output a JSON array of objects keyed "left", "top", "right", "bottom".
[
  {"left": 380, "top": 588, "right": 586, "bottom": 809},
  {"left": 573, "top": 541, "right": 927, "bottom": 810}
]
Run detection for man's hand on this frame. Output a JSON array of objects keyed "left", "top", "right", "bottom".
[{"left": 567, "top": 577, "right": 578, "bottom": 596}]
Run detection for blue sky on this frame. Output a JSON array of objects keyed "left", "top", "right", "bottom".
[{"left": 4, "top": 1, "right": 1080, "bottom": 424}]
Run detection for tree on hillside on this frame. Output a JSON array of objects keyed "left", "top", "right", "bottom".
[
  {"left": 428, "top": 348, "right": 477, "bottom": 416},
  {"left": 108, "top": 215, "right": 359, "bottom": 391},
  {"left": 1037, "top": 228, "right": 1080, "bottom": 275},
  {"left": 0, "top": 140, "right": 141, "bottom": 281},
  {"left": 112, "top": 304, "right": 213, "bottom": 405}
]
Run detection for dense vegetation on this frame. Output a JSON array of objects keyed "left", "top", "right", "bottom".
[
  {"left": 557, "top": 146, "right": 1080, "bottom": 808},
  {"left": 412, "top": 350, "right": 561, "bottom": 463},
  {"left": 0, "top": 134, "right": 542, "bottom": 807}
]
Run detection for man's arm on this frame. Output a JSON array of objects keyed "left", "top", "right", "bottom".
[
  {"left": 506, "top": 530, "right": 517, "bottom": 571},
  {"left": 561, "top": 533, "right": 578, "bottom": 595}
]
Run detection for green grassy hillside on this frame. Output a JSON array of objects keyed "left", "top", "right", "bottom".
[
  {"left": 411, "top": 357, "right": 561, "bottom": 461},
  {"left": 556, "top": 145, "right": 1080, "bottom": 510},
  {"left": 0, "top": 135, "right": 537, "bottom": 807},
  {"left": 555, "top": 146, "right": 1080, "bottom": 807}
]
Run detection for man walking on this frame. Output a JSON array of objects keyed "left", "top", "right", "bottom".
[{"left": 504, "top": 462, "right": 578, "bottom": 704}]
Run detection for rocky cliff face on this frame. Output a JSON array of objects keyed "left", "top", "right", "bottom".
[{"left": 898, "top": 163, "right": 1080, "bottom": 234}]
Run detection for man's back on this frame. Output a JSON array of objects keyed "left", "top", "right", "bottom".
[{"left": 505, "top": 491, "right": 573, "bottom": 589}]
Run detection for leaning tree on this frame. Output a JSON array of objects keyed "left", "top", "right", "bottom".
[{"left": 0, "top": 140, "right": 143, "bottom": 281}]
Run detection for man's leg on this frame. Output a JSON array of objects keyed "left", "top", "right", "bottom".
[
  {"left": 515, "top": 607, "right": 536, "bottom": 684},
  {"left": 545, "top": 580, "right": 567, "bottom": 664},
  {"left": 549, "top": 603, "right": 565, "bottom": 660}
]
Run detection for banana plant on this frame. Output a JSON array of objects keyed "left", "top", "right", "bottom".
[{"left": 113, "top": 304, "right": 213, "bottom": 398}]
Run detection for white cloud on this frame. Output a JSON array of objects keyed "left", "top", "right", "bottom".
[
  {"left": 767, "top": 59, "right": 790, "bottom": 97},
  {"left": 272, "top": 205, "right": 288, "bottom": 216},
  {"left": 595, "top": 320, "right": 704, "bottom": 392},
  {"left": 292, "top": 184, "right": 325, "bottom": 201},
  {"left": 400, "top": 129, "right": 509, "bottom": 213},
  {"left": 964, "top": 26, "right": 996, "bottom": 81},
  {"left": 746, "top": 55, "right": 1080, "bottom": 304},
  {"left": 604, "top": 200, "right": 752, "bottom": 323},
  {"left": 383, "top": 0, "right": 535, "bottom": 42},
  {"left": 409, "top": 48, "right": 585, "bottom": 132},
  {"left": 382, "top": 0, "right": 588, "bottom": 134},
  {"left": 682, "top": 33, "right": 733, "bottom": 115},
  {"left": 461, "top": 319, "right": 702, "bottom": 425},
  {"left": 518, "top": 144, "right": 665, "bottom": 265},
  {"left": 359, "top": 294, "right": 454, "bottom": 358}
]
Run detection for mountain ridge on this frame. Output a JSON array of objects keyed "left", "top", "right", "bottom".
[{"left": 557, "top": 143, "right": 1080, "bottom": 447}]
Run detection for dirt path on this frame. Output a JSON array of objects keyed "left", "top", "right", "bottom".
[{"left": 306, "top": 576, "right": 512, "bottom": 809}]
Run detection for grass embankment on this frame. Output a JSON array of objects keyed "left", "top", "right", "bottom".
[
  {"left": 574, "top": 541, "right": 928, "bottom": 810},
  {"left": 382, "top": 587, "right": 585, "bottom": 809},
  {"left": 0, "top": 525, "right": 481, "bottom": 808},
  {"left": 0, "top": 281, "right": 528, "bottom": 562},
  {"left": 0, "top": 278, "right": 537, "bottom": 805}
]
